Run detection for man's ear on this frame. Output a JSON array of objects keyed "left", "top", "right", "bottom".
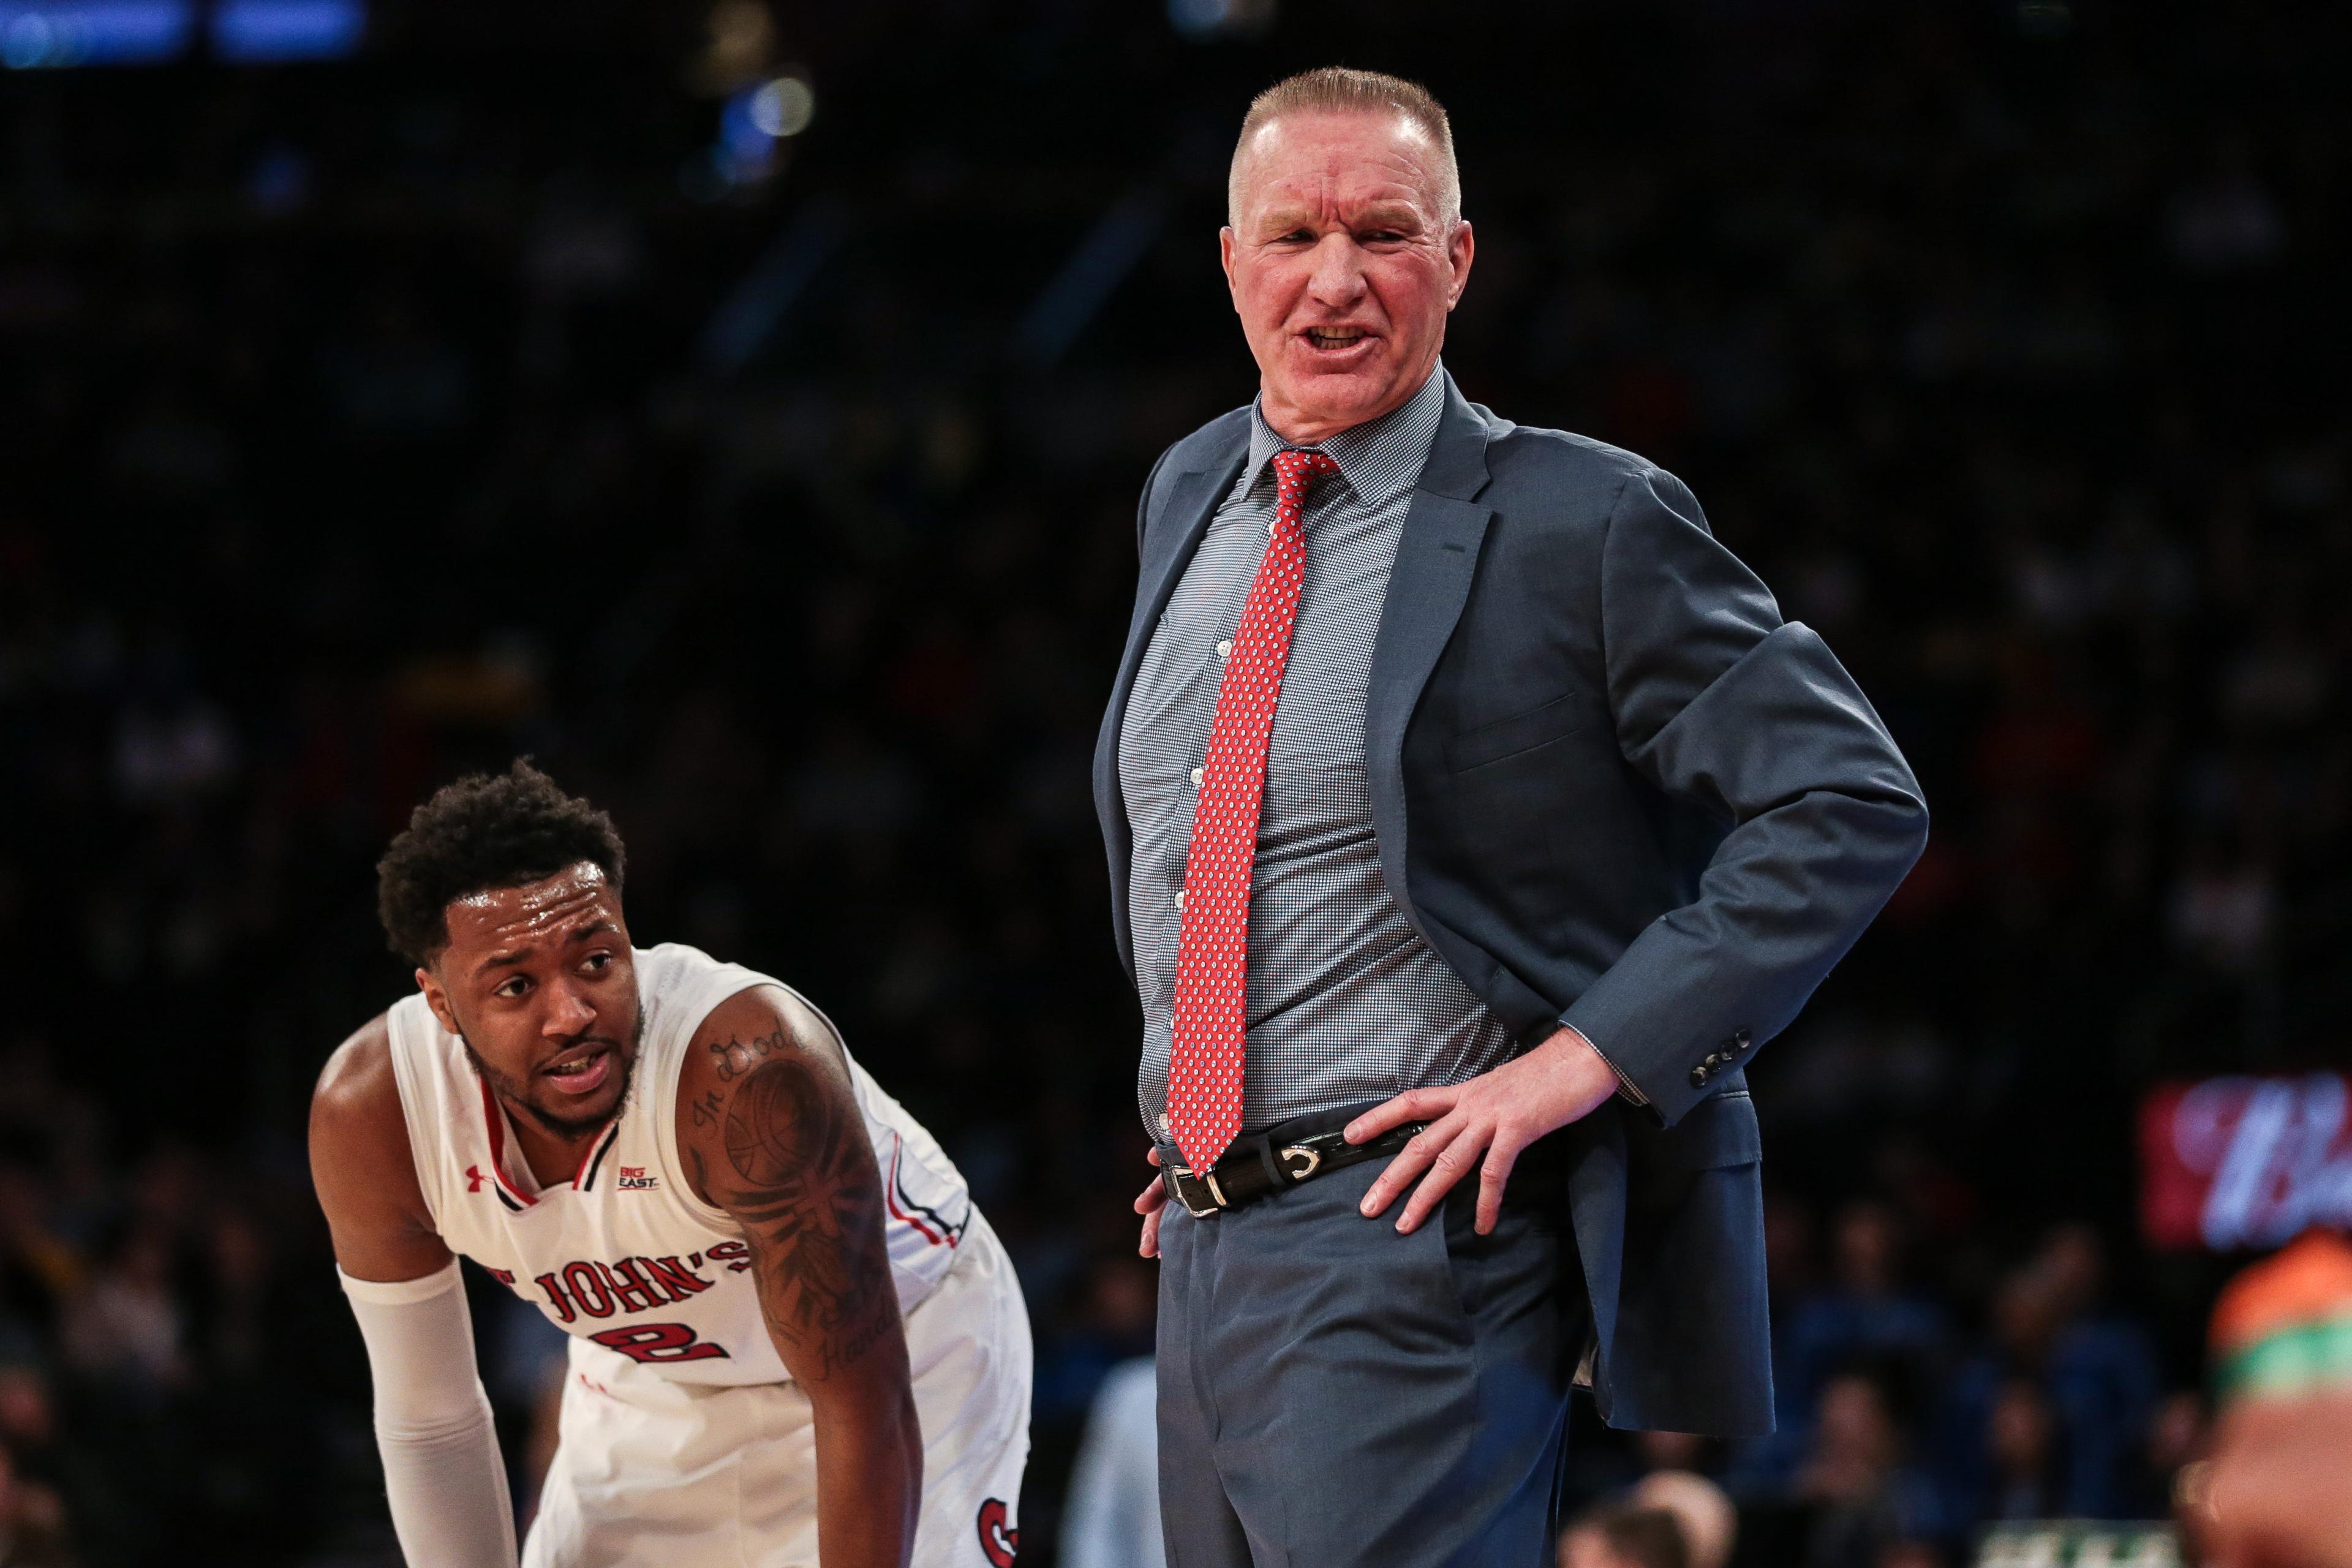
[
  {"left": 417, "top": 965, "right": 459, "bottom": 1037},
  {"left": 1219, "top": 226, "right": 1240, "bottom": 305},
  {"left": 1446, "top": 218, "right": 1476, "bottom": 311}
]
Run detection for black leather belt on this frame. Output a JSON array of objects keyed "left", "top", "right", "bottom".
[{"left": 1162, "top": 1121, "right": 1428, "bottom": 1219}]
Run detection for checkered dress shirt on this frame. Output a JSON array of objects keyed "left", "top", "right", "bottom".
[{"left": 1123, "top": 367, "right": 1523, "bottom": 1140}]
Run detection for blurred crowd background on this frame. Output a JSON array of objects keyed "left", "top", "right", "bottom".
[{"left": 1, "top": 1, "right": 2346, "bottom": 1564}]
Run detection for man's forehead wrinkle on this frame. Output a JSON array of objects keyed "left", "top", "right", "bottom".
[
  {"left": 444, "top": 869, "right": 620, "bottom": 973},
  {"left": 489, "top": 886, "right": 601, "bottom": 933},
  {"left": 467, "top": 907, "right": 615, "bottom": 978},
  {"left": 1244, "top": 148, "right": 1444, "bottom": 232},
  {"left": 479, "top": 907, "right": 608, "bottom": 967},
  {"left": 1253, "top": 165, "right": 1433, "bottom": 213},
  {"left": 511, "top": 862, "right": 606, "bottom": 908},
  {"left": 1261, "top": 168, "right": 1428, "bottom": 203},
  {"left": 450, "top": 863, "right": 608, "bottom": 922},
  {"left": 1258, "top": 187, "right": 1428, "bottom": 222}
]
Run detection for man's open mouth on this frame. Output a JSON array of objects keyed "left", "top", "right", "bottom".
[
  {"left": 1304, "top": 326, "right": 1374, "bottom": 352},
  {"left": 543, "top": 1046, "right": 614, "bottom": 1096}
]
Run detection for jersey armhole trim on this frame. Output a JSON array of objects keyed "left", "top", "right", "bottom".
[{"left": 383, "top": 1000, "right": 452, "bottom": 1235}]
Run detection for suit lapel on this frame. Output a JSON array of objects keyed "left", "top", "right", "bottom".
[
  {"left": 1365, "top": 376, "right": 1494, "bottom": 927},
  {"left": 1117, "top": 457, "right": 1246, "bottom": 703},
  {"left": 1096, "top": 440, "right": 1248, "bottom": 981}
]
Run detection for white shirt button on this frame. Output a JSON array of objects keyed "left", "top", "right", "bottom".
[
  {"left": 1174, "top": 889, "right": 1186, "bottom": 909},
  {"left": 1189, "top": 766, "right": 1205, "bottom": 787},
  {"left": 1216, "top": 639, "right": 1234, "bottom": 658}
]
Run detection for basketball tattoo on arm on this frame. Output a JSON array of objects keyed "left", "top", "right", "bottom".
[{"left": 703, "top": 1031, "right": 895, "bottom": 1383}]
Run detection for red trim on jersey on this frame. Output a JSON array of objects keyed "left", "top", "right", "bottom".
[
  {"left": 477, "top": 1077, "right": 538, "bottom": 1210},
  {"left": 884, "top": 1136, "right": 948, "bottom": 1246},
  {"left": 573, "top": 1122, "right": 622, "bottom": 1191}
]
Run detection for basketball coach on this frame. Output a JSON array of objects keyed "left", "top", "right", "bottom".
[{"left": 1091, "top": 67, "right": 1929, "bottom": 1566}]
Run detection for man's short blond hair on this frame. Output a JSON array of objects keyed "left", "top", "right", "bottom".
[{"left": 1227, "top": 67, "right": 1460, "bottom": 228}]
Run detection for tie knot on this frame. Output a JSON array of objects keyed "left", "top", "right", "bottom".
[{"left": 1271, "top": 447, "right": 1341, "bottom": 503}]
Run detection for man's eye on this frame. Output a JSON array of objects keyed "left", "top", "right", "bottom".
[
  {"left": 496, "top": 977, "right": 529, "bottom": 998},
  {"left": 582, "top": 952, "right": 611, "bottom": 973},
  {"left": 1362, "top": 230, "right": 1403, "bottom": 243}
]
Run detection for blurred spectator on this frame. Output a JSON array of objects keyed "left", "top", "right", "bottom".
[
  {"left": 1877, "top": 1544, "right": 1944, "bottom": 1568},
  {"left": 1629, "top": 1470, "right": 1735, "bottom": 1568},
  {"left": 1794, "top": 1371, "right": 1943, "bottom": 1568},
  {"left": 1560, "top": 1504, "right": 1689, "bottom": 1568},
  {"left": 1781, "top": 1204, "right": 1950, "bottom": 1427},
  {"left": 0, "top": 1443, "right": 74, "bottom": 1568},
  {"left": 57, "top": 1227, "right": 183, "bottom": 1398},
  {"left": 0, "top": 1372, "right": 52, "bottom": 1469},
  {"left": 0, "top": 1364, "right": 104, "bottom": 1546},
  {"left": 1058, "top": 1357, "right": 1163, "bottom": 1568},
  {"left": 1934, "top": 1224, "right": 2159, "bottom": 1521},
  {"left": 0, "top": 1165, "right": 77, "bottom": 1355},
  {"left": 2135, "top": 1390, "right": 2209, "bottom": 1517},
  {"left": 2035, "top": 1226, "right": 2162, "bottom": 1515},
  {"left": 1033, "top": 1254, "right": 1158, "bottom": 1429},
  {"left": 1743, "top": 1201, "right": 1950, "bottom": 1496},
  {"left": 1980, "top": 1377, "right": 2062, "bottom": 1520},
  {"left": 1632, "top": 1431, "right": 1714, "bottom": 1478}
]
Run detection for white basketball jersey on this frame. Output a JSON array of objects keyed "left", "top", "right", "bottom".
[{"left": 383, "top": 942, "right": 974, "bottom": 1386}]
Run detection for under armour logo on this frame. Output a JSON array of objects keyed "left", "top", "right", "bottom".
[{"left": 466, "top": 1166, "right": 488, "bottom": 1193}]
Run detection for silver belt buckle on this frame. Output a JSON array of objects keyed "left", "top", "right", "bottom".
[{"left": 1166, "top": 1164, "right": 1226, "bottom": 1218}]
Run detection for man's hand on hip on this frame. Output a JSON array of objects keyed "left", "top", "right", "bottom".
[
  {"left": 1347, "top": 1025, "right": 1621, "bottom": 1237},
  {"left": 1133, "top": 1146, "right": 1169, "bottom": 1259}
]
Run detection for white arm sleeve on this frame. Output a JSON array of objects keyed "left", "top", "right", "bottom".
[{"left": 339, "top": 1262, "right": 519, "bottom": 1568}]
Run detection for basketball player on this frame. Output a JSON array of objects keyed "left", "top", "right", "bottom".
[{"left": 308, "top": 762, "right": 1030, "bottom": 1568}]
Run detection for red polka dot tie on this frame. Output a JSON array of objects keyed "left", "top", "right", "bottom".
[{"left": 1166, "top": 447, "right": 1340, "bottom": 1172}]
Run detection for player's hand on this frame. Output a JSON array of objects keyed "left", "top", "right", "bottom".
[
  {"left": 1134, "top": 1146, "right": 1169, "bottom": 1259},
  {"left": 1347, "top": 1025, "right": 1621, "bottom": 1237}
]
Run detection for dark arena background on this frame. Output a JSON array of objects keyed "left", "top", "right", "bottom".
[{"left": 2, "top": 1, "right": 2348, "bottom": 1564}]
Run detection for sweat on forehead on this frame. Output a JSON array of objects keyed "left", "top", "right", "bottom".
[{"left": 445, "top": 863, "right": 614, "bottom": 944}]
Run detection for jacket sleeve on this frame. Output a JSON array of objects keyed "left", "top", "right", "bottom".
[{"left": 1559, "top": 467, "right": 1929, "bottom": 1127}]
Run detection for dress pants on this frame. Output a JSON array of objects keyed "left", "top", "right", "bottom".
[{"left": 1155, "top": 1114, "right": 1581, "bottom": 1567}]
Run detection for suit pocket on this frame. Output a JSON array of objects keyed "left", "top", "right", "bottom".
[
  {"left": 1444, "top": 693, "right": 1585, "bottom": 773},
  {"left": 1631, "top": 1090, "right": 1762, "bottom": 1177}
]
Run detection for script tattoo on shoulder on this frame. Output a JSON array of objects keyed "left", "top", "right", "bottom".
[
  {"left": 705, "top": 1031, "right": 893, "bottom": 1382},
  {"left": 707, "top": 1025, "right": 791, "bottom": 1084}
]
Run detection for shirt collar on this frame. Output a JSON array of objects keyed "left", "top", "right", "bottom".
[{"left": 1243, "top": 361, "right": 1449, "bottom": 507}]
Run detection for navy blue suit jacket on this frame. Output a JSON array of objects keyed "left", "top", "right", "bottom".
[{"left": 1093, "top": 371, "right": 1929, "bottom": 1436}]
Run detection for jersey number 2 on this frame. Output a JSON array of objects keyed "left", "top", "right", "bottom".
[{"left": 586, "top": 1323, "right": 730, "bottom": 1363}]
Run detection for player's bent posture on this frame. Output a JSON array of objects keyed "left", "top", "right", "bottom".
[{"left": 309, "top": 763, "right": 1031, "bottom": 1568}]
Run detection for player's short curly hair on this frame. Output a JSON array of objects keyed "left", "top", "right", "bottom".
[{"left": 376, "top": 760, "right": 627, "bottom": 967}]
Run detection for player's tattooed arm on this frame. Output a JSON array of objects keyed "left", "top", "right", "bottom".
[
  {"left": 685, "top": 995, "right": 899, "bottom": 1381},
  {"left": 676, "top": 986, "right": 919, "bottom": 1567},
  {"left": 714, "top": 1048, "right": 894, "bottom": 1380}
]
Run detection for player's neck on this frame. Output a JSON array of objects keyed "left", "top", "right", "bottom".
[{"left": 503, "top": 1096, "right": 609, "bottom": 1188}]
